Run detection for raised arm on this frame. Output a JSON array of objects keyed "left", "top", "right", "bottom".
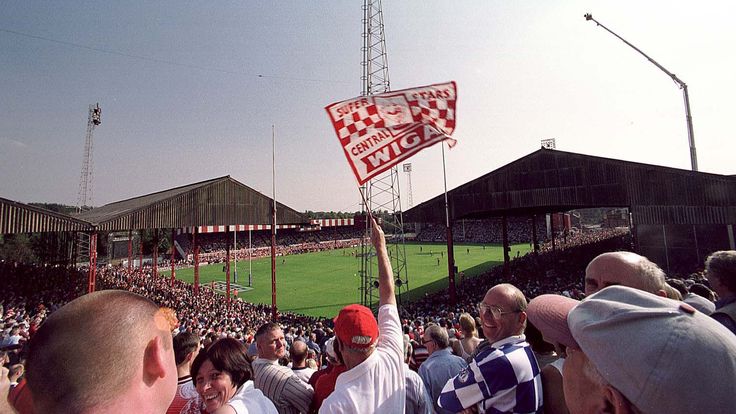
[{"left": 371, "top": 216, "right": 396, "bottom": 307}]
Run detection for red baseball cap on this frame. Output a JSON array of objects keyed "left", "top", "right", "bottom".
[{"left": 333, "top": 304, "right": 378, "bottom": 349}]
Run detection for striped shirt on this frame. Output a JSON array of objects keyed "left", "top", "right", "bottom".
[
  {"left": 438, "top": 335, "right": 543, "bottom": 414},
  {"left": 253, "top": 358, "right": 314, "bottom": 414}
]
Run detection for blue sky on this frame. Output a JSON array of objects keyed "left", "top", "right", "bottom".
[{"left": 2, "top": 1, "right": 735, "bottom": 213}]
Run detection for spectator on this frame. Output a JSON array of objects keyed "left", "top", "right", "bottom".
[
  {"left": 253, "top": 322, "right": 314, "bottom": 414},
  {"left": 191, "top": 338, "right": 276, "bottom": 413},
  {"left": 25, "top": 290, "right": 178, "bottom": 414},
  {"left": 705, "top": 250, "right": 736, "bottom": 334},
  {"left": 403, "top": 337, "right": 433, "bottom": 414},
  {"left": 320, "top": 217, "right": 405, "bottom": 413},
  {"left": 311, "top": 337, "right": 346, "bottom": 413},
  {"left": 167, "top": 332, "right": 204, "bottom": 414},
  {"left": 419, "top": 324, "right": 467, "bottom": 414},
  {"left": 451, "top": 313, "right": 481, "bottom": 361},
  {"left": 438, "top": 283, "right": 542, "bottom": 413},
  {"left": 529, "top": 286, "right": 736, "bottom": 414},
  {"left": 584, "top": 251, "right": 666, "bottom": 296},
  {"left": 290, "top": 340, "right": 316, "bottom": 384}
]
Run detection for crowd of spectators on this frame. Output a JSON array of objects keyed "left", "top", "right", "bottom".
[
  {"left": 172, "top": 227, "right": 366, "bottom": 266},
  {"left": 415, "top": 218, "right": 547, "bottom": 244},
  {"left": 4, "top": 225, "right": 733, "bottom": 413}
]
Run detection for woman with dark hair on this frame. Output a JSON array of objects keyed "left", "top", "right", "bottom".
[{"left": 191, "top": 338, "right": 277, "bottom": 414}]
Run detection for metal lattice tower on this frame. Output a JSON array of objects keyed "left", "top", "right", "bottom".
[
  {"left": 73, "top": 104, "right": 101, "bottom": 267},
  {"left": 77, "top": 103, "right": 101, "bottom": 212},
  {"left": 403, "top": 163, "right": 413, "bottom": 208},
  {"left": 358, "top": 0, "right": 409, "bottom": 310}
]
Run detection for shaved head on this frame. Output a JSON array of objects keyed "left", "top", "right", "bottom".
[
  {"left": 585, "top": 252, "right": 666, "bottom": 296},
  {"left": 26, "top": 290, "right": 176, "bottom": 413}
]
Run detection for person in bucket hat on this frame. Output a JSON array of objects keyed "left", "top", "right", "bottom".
[{"left": 528, "top": 285, "right": 736, "bottom": 414}]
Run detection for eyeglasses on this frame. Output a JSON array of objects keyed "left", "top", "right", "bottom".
[
  {"left": 422, "top": 338, "right": 433, "bottom": 345},
  {"left": 478, "top": 302, "right": 520, "bottom": 319}
]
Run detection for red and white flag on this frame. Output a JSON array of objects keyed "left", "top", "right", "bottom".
[{"left": 325, "top": 81, "right": 457, "bottom": 184}]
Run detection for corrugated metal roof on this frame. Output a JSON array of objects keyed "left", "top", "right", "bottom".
[
  {"left": 405, "top": 148, "right": 736, "bottom": 225},
  {"left": 75, "top": 175, "right": 307, "bottom": 231},
  {"left": 2, "top": 176, "right": 307, "bottom": 234},
  {"left": 1, "top": 197, "right": 93, "bottom": 234}
]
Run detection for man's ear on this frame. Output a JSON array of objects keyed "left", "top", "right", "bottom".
[
  {"left": 333, "top": 338, "right": 344, "bottom": 364},
  {"left": 185, "top": 349, "right": 196, "bottom": 364},
  {"left": 143, "top": 336, "right": 169, "bottom": 386},
  {"left": 603, "top": 384, "right": 637, "bottom": 414},
  {"left": 656, "top": 289, "right": 668, "bottom": 298}
]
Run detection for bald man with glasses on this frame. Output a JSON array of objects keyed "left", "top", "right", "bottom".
[{"left": 439, "top": 283, "right": 543, "bottom": 413}]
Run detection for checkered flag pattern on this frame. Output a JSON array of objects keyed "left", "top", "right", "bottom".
[
  {"left": 332, "top": 104, "right": 386, "bottom": 144},
  {"left": 325, "top": 81, "right": 458, "bottom": 184}
]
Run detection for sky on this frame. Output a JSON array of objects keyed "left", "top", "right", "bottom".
[{"left": 2, "top": 1, "right": 735, "bottom": 214}]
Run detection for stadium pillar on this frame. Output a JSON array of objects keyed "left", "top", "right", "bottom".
[
  {"left": 139, "top": 230, "right": 144, "bottom": 275},
  {"left": 170, "top": 229, "right": 176, "bottom": 287},
  {"left": 446, "top": 222, "right": 457, "bottom": 306},
  {"left": 87, "top": 232, "right": 97, "bottom": 293},
  {"left": 193, "top": 228, "right": 200, "bottom": 294},
  {"left": 532, "top": 215, "right": 539, "bottom": 255},
  {"left": 152, "top": 229, "right": 159, "bottom": 278},
  {"left": 127, "top": 229, "right": 132, "bottom": 275},
  {"left": 226, "top": 227, "right": 231, "bottom": 307},
  {"left": 502, "top": 216, "right": 510, "bottom": 277}
]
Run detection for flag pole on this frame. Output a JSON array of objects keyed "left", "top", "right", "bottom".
[
  {"left": 271, "top": 124, "right": 278, "bottom": 321},
  {"left": 442, "top": 143, "right": 457, "bottom": 306}
]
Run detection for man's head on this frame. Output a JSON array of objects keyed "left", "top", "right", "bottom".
[
  {"left": 705, "top": 250, "right": 736, "bottom": 299},
  {"left": 584, "top": 251, "right": 666, "bottom": 296},
  {"left": 26, "top": 290, "right": 177, "bottom": 414},
  {"left": 289, "top": 340, "right": 308, "bottom": 366},
  {"left": 528, "top": 286, "right": 736, "bottom": 414},
  {"left": 478, "top": 283, "right": 527, "bottom": 343},
  {"left": 255, "top": 322, "right": 286, "bottom": 361},
  {"left": 422, "top": 324, "right": 449, "bottom": 355},
  {"left": 173, "top": 331, "right": 200, "bottom": 369},
  {"left": 332, "top": 304, "right": 378, "bottom": 368},
  {"left": 333, "top": 304, "right": 378, "bottom": 352}
]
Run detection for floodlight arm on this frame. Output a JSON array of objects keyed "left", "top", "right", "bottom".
[{"left": 584, "top": 13, "right": 698, "bottom": 171}]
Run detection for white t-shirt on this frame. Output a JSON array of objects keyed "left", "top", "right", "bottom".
[
  {"left": 292, "top": 366, "right": 317, "bottom": 384},
  {"left": 319, "top": 304, "right": 406, "bottom": 413},
  {"left": 227, "top": 380, "right": 278, "bottom": 414}
]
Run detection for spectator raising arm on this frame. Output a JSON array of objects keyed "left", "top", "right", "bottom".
[{"left": 371, "top": 215, "right": 396, "bottom": 307}]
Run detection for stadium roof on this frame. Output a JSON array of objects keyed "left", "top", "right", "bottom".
[
  {"left": 75, "top": 176, "right": 307, "bottom": 231},
  {"left": 1, "top": 197, "right": 92, "bottom": 234},
  {"left": 404, "top": 148, "right": 736, "bottom": 225},
  {"left": 1, "top": 176, "right": 307, "bottom": 234}
]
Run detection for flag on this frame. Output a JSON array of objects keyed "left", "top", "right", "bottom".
[{"left": 325, "top": 81, "right": 457, "bottom": 184}]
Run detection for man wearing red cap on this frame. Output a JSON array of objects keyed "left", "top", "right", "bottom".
[{"left": 319, "top": 217, "right": 405, "bottom": 413}]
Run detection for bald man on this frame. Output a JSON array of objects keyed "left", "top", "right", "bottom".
[
  {"left": 26, "top": 290, "right": 178, "bottom": 414},
  {"left": 584, "top": 251, "right": 667, "bottom": 296}
]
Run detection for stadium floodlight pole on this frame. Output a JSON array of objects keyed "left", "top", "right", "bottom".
[
  {"left": 233, "top": 229, "right": 237, "bottom": 284},
  {"left": 442, "top": 144, "right": 457, "bottom": 306},
  {"left": 271, "top": 124, "right": 278, "bottom": 320},
  {"left": 584, "top": 13, "right": 698, "bottom": 171},
  {"left": 248, "top": 228, "right": 252, "bottom": 287}
]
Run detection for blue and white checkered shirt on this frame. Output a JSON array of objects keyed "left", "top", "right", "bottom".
[{"left": 438, "top": 335, "right": 542, "bottom": 414}]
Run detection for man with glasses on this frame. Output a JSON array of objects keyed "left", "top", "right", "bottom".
[
  {"left": 439, "top": 283, "right": 543, "bottom": 413},
  {"left": 418, "top": 324, "right": 467, "bottom": 414}
]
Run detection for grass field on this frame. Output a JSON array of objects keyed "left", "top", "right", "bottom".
[{"left": 163, "top": 242, "right": 532, "bottom": 318}]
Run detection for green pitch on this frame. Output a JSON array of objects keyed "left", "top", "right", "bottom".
[{"left": 163, "top": 242, "right": 531, "bottom": 318}]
